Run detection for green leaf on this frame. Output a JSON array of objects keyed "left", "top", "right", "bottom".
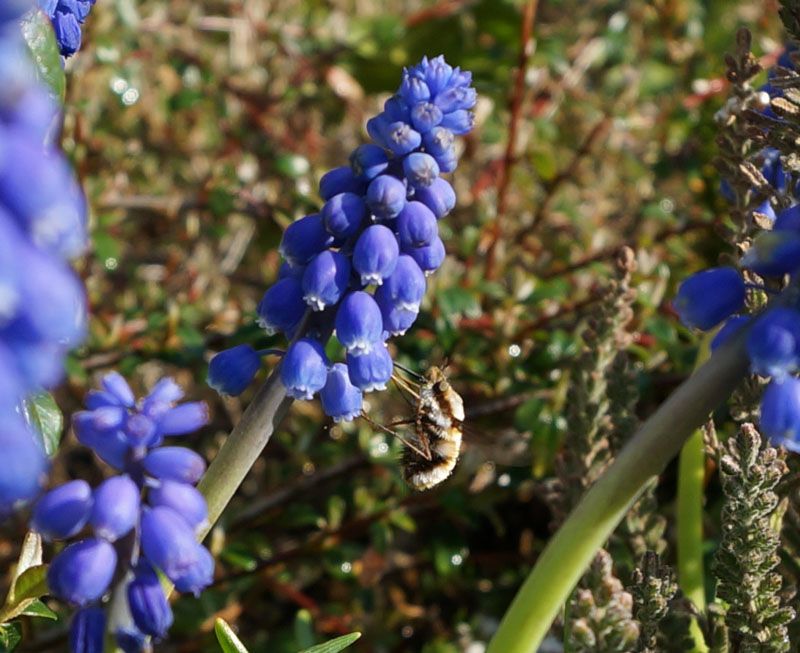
[
  {"left": 19, "top": 600, "right": 57, "bottom": 621},
  {"left": 20, "top": 10, "right": 66, "bottom": 103},
  {"left": 298, "top": 633, "right": 362, "bottom": 653},
  {"left": 214, "top": 618, "right": 250, "bottom": 653},
  {"left": 23, "top": 393, "right": 63, "bottom": 457},
  {"left": 0, "top": 565, "right": 49, "bottom": 624},
  {"left": 0, "top": 623, "right": 21, "bottom": 652}
]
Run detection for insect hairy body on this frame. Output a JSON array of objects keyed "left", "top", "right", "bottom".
[{"left": 401, "top": 366, "right": 465, "bottom": 491}]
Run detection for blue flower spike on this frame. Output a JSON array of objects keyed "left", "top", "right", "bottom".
[
  {"left": 673, "top": 267, "right": 746, "bottom": 331},
  {"left": 207, "top": 56, "right": 475, "bottom": 424}
]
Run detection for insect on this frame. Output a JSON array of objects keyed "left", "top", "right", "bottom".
[{"left": 364, "top": 363, "right": 465, "bottom": 491}]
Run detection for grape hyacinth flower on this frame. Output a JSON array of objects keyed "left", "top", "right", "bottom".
[
  {"left": 0, "top": 1, "right": 88, "bottom": 512},
  {"left": 37, "top": 0, "right": 97, "bottom": 57},
  {"left": 208, "top": 56, "right": 475, "bottom": 422},
  {"left": 35, "top": 374, "right": 213, "bottom": 650},
  {"left": 673, "top": 199, "right": 800, "bottom": 452}
]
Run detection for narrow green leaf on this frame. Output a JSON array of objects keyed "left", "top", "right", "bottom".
[
  {"left": 214, "top": 618, "right": 249, "bottom": 653},
  {"left": 20, "top": 10, "right": 65, "bottom": 103},
  {"left": 19, "top": 600, "right": 57, "bottom": 621},
  {"left": 23, "top": 393, "right": 63, "bottom": 457},
  {"left": 298, "top": 633, "right": 362, "bottom": 653},
  {"left": 0, "top": 622, "right": 21, "bottom": 652}
]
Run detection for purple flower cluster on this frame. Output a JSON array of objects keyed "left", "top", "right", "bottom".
[
  {"left": 674, "top": 201, "right": 800, "bottom": 451},
  {"left": 0, "top": 3, "right": 87, "bottom": 510},
  {"left": 208, "top": 56, "right": 475, "bottom": 421},
  {"left": 34, "top": 374, "right": 212, "bottom": 651},
  {"left": 37, "top": 0, "right": 96, "bottom": 57}
]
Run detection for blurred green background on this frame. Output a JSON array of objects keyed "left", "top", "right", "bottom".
[{"left": 9, "top": 0, "right": 789, "bottom": 650}]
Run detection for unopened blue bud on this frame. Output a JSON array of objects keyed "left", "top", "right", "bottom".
[
  {"left": 322, "top": 192, "right": 367, "bottom": 239},
  {"left": 257, "top": 277, "right": 307, "bottom": 336},
  {"left": 400, "top": 74, "right": 431, "bottom": 105},
  {"left": 32, "top": 480, "right": 92, "bottom": 541},
  {"left": 115, "top": 629, "right": 148, "bottom": 653},
  {"left": 422, "top": 127, "right": 457, "bottom": 172},
  {"left": 383, "top": 95, "right": 411, "bottom": 122},
  {"left": 143, "top": 447, "right": 206, "bottom": 484},
  {"left": 335, "top": 291, "right": 384, "bottom": 355},
  {"left": 124, "top": 413, "right": 156, "bottom": 448},
  {"left": 377, "top": 298, "right": 419, "bottom": 337},
  {"left": 760, "top": 377, "right": 800, "bottom": 452},
  {"left": 208, "top": 344, "right": 261, "bottom": 396},
  {"left": 434, "top": 85, "right": 477, "bottom": 114},
  {"left": 350, "top": 145, "right": 389, "bottom": 181},
  {"left": 366, "top": 115, "right": 390, "bottom": 147},
  {"left": 319, "top": 166, "right": 365, "bottom": 200},
  {"left": 90, "top": 475, "right": 140, "bottom": 541},
  {"left": 72, "top": 410, "right": 130, "bottom": 470},
  {"left": 280, "top": 338, "right": 329, "bottom": 400},
  {"left": 397, "top": 201, "right": 438, "bottom": 249},
  {"left": 353, "top": 224, "right": 399, "bottom": 285},
  {"left": 173, "top": 543, "right": 214, "bottom": 596},
  {"left": 148, "top": 480, "right": 208, "bottom": 533},
  {"left": 439, "top": 109, "right": 474, "bottom": 135},
  {"left": 413, "top": 177, "right": 456, "bottom": 219},
  {"left": 140, "top": 507, "right": 212, "bottom": 592},
  {"left": 127, "top": 563, "right": 174, "bottom": 638},
  {"left": 410, "top": 101, "right": 443, "bottom": 134},
  {"left": 141, "top": 378, "right": 184, "bottom": 414},
  {"left": 156, "top": 401, "right": 208, "bottom": 438},
  {"left": 366, "top": 175, "right": 407, "bottom": 220},
  {"left": 741, "top": 231, "right": 800, "bottom": 277},
  {"left": 320, "top": 363, "right": 364, "bottom": 422},
  {"left": 279, "top": 213, "right": 334, "bottom": 266},
  {"left": 747, "top": 308, "right": 800, "bottom": 378},
  {"left": 415, "top": 56, "right": 453, "bottom": 95},
  {"left": 384, "top": 121, "right": 422, "bottom": 156},
  {"left": 302, "top": 250, "right": 352, "bottom": 311},
  {"left": 278, "top": 260, "right": 306, "bottom": 280},
  {"left": 346, "top": 344, "right": 393, "bottom": 392},
  {"left": 53, "top": 11, "right": 82, "bottom": 56},
  {"left": 101, "top": 371, "right": 135, "bottom": 407},
  {"left": 403, "top": 152, "right": 440, "bottom": 188},
  {"left": 673, "top": 267, "right": 745, "bottom": 330},
  {"left": 48, "top": 538, "right": 117, "bottom": 606},
  {"left": 58, "top": 0, "right": 92, "bottom": 21},
  {"left": 753, "top": 199, "right": 776, "bottom": 222},
  {"left": 774, "top": 204, "right": 800, "bottom": 232},
  {"left": 375, "top": 254, "right": 426, "bottom": 311},
  {"left": 69, "top": 607, "right": 105, "bottom": 653},
  {"left": 407, "top": 237, "right": 446, "bottom": 275},
  {"left": 0, "top": 415, "right": 47, "bottom": 510}
]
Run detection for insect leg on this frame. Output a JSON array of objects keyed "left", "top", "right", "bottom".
[{"left": 360, "top": 412, "right": 432, "bottom": 460}]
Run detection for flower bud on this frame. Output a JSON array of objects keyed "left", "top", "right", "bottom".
[
  {"left": 410, "top": 102, "right": 443, "bottom": 133},
  {"left": 422, "top": 127, "right": 457, "bottom": 172},
  {"left": 384, "top": 121, "right": 422, "bottom": 156},
  {"left": 32, "top": 480, "right": 92, "bottom": 541},
  {"left": 302, "top": 250, "right": 352, "bottom": 311},
  {"left": 279, "top": 213, "right": 334, "bottom": 266},
  {"left": 673, "top": 267, "right": 745, "bottom": 330},
  {"left": 101, "top": 371, "right": 135, "bottom": 408},
  {"left": 127, "top": 563, "right": 174, "bottom": 638},
  {"left": 156, "top": 401, "right": 209, "bottom": 437},
  {"left": 123, "top": 413, "right": 156, "bottom": 448},
  {"left": 280, "top": 338, "right": 329, "bottom": 400},
  {"left": 72, "top": 410, "right": 130, "bottom": 470},
  {"left": 173, "top": 544, "right": 214, "bottom": 596},
  {"left": 140, "top": 507, "right": 212, "bottom": 592},
  {"left": 397, "top": 201, "right": 438, "bottom": 249},
  {"left": 148, "top": 480, "right": 208, "bottom": 533},
  {"left": 434, "top": 86, "right": 477, "bottom": 114},
  {"left": 278, "top": 260, "right": 305, "bottom": 280},
  {"left": 414, "top": 56, "right": 453, "bottom": 95},
  {"left": 350, "top": 145, "right": 389, "bottom": 181},
  {"left": 322, "top": 192, "right": 367, "bottom": 240},
  {"left": 741, "top": 230, "right": 800, "bottom": 277},
  {"left": 115, "top": 629, "right": 147, "bottom": 653},
  {"left": 319, "top": 166, "right": 365, "bottom": 200},
  {"left": 353, "top": 225, "right": 399, "bottom": 285},
  {"left": 403, "top": 152, "right": 440, "bottom": 188},
  {"left": 69, "top": 607, "right": 105, "bottom": 653},
  {"left": 321, "top": 363, "right": 364, "bottom": 422},
  {"left": 760, "top": 377, "right": 800, "bottom": 452},
  {"left": 141, "top": 378, "right": 184, "bottom": 414},
  {"left": 775, "top": 204, "right": 800, "bottom": 232},
  {"left": 375, "top": 254, "right": 426, "bottom": 311},
  {"left": 346, "top": 344, "right": 393, "bottom": 392},
  {"left": 747, "top": 308, "right": 800, "bottom": 378},
  {"left": 335, "top": 291, "right": 384, "bottom": 355},
  {"left": 0, "top": 415, "right": 47, "bottom": 510},
  {"left": 48, "top": 538, "right": 117, "bottom": 606},
  {"left": 439, "top": 109, "right": 474, "bottom": 135},
  {"left": 143, "top": 447, "right": 206, "bottom": 484},
  {"left": 90, "top": 475, "right": 140, "bottom": 541},
  {"left": 400, "top": 75, "right": 431, "bottom": 105},
  {"left": 208, "top": 344, "right": 261, "bottom": 396},
  {"left": 407, "top": 237, "right": 446, "bottom": 275},
  {"left": 413, "top": 177, "right": 456, "bottom": 219},
  {"left": 366, "top": 115, "right": 391, "bottom": 147},
  {"left": 257, "top": 277, "right": 307, "bottom": 336},
  {"left": 383, "top": 95, "right": 411, "bottom": 122},
  {"left": 53, "top": 11, "right": 82, "bottom": 56},
  {"left": 366, "top": 175, "right": 407, "bottom": 220},
  {"left": 377, "top": 298, "right": 419, "bottom": 337}
]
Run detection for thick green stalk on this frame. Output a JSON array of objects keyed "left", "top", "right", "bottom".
[
  {"left": 197, "top": 369, "right": 292, "bottom": 539},
  {"left": 486, "top": 334, "right": 749, "bottom": 653}
]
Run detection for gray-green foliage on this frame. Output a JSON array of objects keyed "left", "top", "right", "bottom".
[
  {"left": 712, "top": 424, "right": 794, "bottom": 652},
  {"left": 630, "top": 552, "right": 679, "bottom": 653}
]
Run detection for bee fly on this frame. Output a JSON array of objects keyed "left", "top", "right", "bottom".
[{"left": 363, "top": 363, "right": 465, "bottom": 491}]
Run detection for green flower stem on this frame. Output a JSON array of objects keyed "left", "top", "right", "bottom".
[
  {"left": 197, "top": 368, "right": 292, "bottom": 540},
  {"left": 486, "top": 333, "right": 750, "bottom": 653}
]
